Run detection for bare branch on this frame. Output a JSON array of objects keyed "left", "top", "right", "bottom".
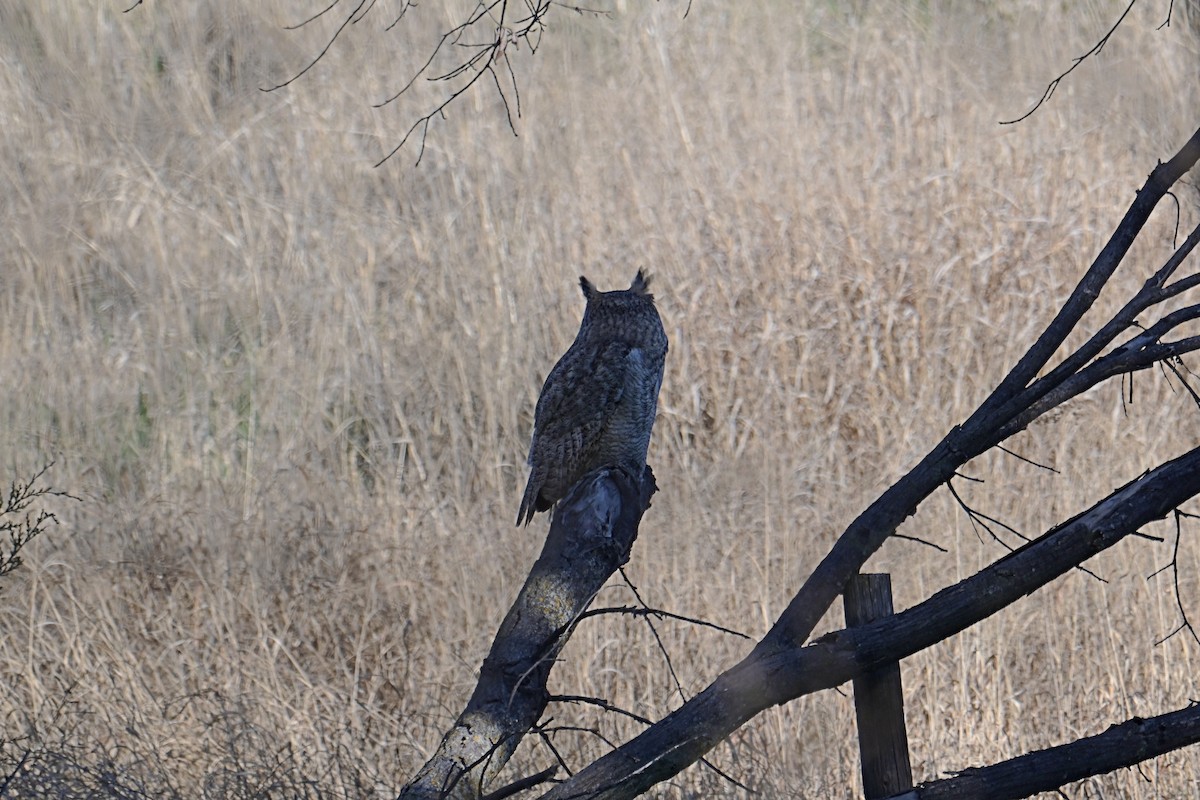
[
  {"left": 977, "top": 128, "right": 1200, "bottom": 433},
  {"left": 895, "top": 702, "right": 1200, "bottom": 800},
  {"left": 999, "top": 335, "right": 1200, "bottom": 439},
  {"left": 547, "top": 696, "right": 752, "bottom": 793},
  {"left": 617, "top": 568, "right": 688, "bottom": 706},
  {"left": 577, "top": 605, "right": 750, "bottom": 640},
  {"left": 262, "top": 0, "right": 368, "bottom": 92},
  {"left": 1162, "top": 356, "right": 1200, "bottom": 410},
  {"left": 1152, "top": 510, "right": 1200, "bottom": 647},
  {"left": 949, "top": 480, "right": 1105, "bottom": 582},
  {"left": 385, "top": 1, "right": 419, "bottom": 32},
  {"left": 997, "top": 444, "right": 1060, "bottom": 473},
  {"left": 891, "top": 533, "right": 949, "bottom": 553},
  {"left": 551, "top": 695, "right": 654, "bottom": 727},
  {"left": 1002, "top": 0, "right": 1139, "bottom": 124},
  {"left": 284, "top": 0, "right": 341, "bottom": 31},
  {"left": 538, "top": 448, "right": 1200, "bottom": 800}
]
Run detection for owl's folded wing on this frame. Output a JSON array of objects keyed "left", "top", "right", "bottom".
[{"left": 517, "top": 340, "right": 633, "bottom": 526}]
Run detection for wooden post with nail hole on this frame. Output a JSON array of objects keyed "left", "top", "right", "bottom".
[{"left": 845, "top": 573, "right": 914, "bottom": 799}]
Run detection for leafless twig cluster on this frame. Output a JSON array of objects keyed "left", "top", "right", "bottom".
[{"left": 259, "top": 1, "right": 611, "bottom": 165}]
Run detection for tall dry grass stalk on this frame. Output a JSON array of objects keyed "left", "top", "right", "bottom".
[{"left": 1, "top": 1, "right": 1198, "bottom": 797}]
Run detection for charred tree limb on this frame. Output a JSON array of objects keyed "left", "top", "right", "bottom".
[
  {"left": 750, "top": 126, "right": 1200, "bottom": 665},
  {"left": 996, "top": 218, "right": 1200, "bottom": 428},
  {"left": 403, "top": 126, "right": 1200, "bottom": 800},
  {"left": 536, "top": 447, "right": 1200, "bottom": 800},
  {"left": 974, "top": 122, "right": 1200, "bottom": 424},
  {"left": 890, "top": 702, "right": 1200, "bottom": 800},
  {"left": 397, "top": 465, "right": 657, "bottom": 800},
  {"left": 528, "top": 125, "right": 1200, "bottom": 800}
]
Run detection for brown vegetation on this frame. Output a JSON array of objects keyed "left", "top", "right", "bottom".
[{"left": 1, "top": 2, "right": 1198, "bottom": 797}]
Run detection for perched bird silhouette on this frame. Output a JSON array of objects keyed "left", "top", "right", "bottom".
[{"left": 517, "top": 270, "right": 668, "bottom": 526}]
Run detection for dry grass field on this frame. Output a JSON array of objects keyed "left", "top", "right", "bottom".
[{"left": 2, "top": 1, "right": 1200, "bottom": 797}]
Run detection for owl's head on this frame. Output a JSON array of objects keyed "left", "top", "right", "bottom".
[
  {"left": 570, "top": 270, "right": 667, "bottom": 354},
  {"left": 574, "top": 270, "right": 662, "bottom": 343}
]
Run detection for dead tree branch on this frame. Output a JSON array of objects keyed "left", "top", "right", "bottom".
[
  {"left": 1002, "top": 0, "right": 1138, "bottom": 124},
  {"left": 532, "top": 124, "right": 1200, "bottom": 799},
  {"left": 538, "top": 447, "right": 1200, "bottom": 799},
  {"left": 396, "top": 465, "right": 656, "bottom": 800},
  {"left": 889, "top": 702, "right": 1200, "bottom": 800},
  {"left": 262, "top": 0, "right": 569, "bottom": 165}
]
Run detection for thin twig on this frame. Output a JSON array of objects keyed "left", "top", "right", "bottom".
[
  {"left": 263, "top": 0, "right": 367, "bottom": 92},
  {"left": 577, "top": 605, "right": 751, "bottom": 640},
  {"left": 534, "top": 721, "right": 575, "bottom": 778},
  {"left": 284, "top": 0, "right": 340, "bottom": 30},
  {"left": 1153, "top": 510, "right": 1200, "bottom": 647},
  {"left": 892, "top": 533, "right": 949, "bottom": 553},
  {"left": 1002, "top": 0, "right": 1139, "bottom": 124},
  {"left": 618, "top": 568, "right": 688, "bottom": 706},
  {"left": 997, "top": 444, "right": 1061, "bottom": 473},
  {"left": 548, "top": 696, "right": 754, "bottom": 792},
  {"left": 949, "top": 481, "right": 1105, "bottom": 582}
]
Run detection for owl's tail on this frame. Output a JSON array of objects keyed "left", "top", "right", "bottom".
[{"left": 516, "top": 475, "right": 543, "bottom": 527}]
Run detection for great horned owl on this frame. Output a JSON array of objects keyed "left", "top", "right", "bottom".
[{"left": 517, "top": 270, "right": 668, "bottom": 526}]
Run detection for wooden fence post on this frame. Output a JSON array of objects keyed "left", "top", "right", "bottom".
[{"left": 844, "top": 573, "right": 914, "bottom": 799}]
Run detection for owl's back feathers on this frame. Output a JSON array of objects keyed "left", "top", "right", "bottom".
[{"left": 517, "top": 271, "right": 667, "bottom": 526}]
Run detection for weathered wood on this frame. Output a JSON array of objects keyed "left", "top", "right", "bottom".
[
  {"left": 844, "top": 574, "right": 913, "bottom": 799},
  {"left": 889, "top": 703, "right": 1200, "bottom": 800},
  {"left": 398, "top": 465, "right": 656, "bottom": 800}
]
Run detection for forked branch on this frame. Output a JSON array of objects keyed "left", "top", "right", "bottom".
[
  {"left": 533, "top": 124, "right": 1200, "bottom": 799},
  {"left": 396, "top": 466, "right": 656, "bottom": 800},
  {"left": 537, "top": 446, "right": 1200, "bottom": 799}
]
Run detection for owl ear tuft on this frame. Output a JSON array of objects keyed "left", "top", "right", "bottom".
[
  {"left": 580, "top": 276, "right": 597, "bottom": 300},
  {"left": 630, "top": 270, "right": 652, "bottom": 296}
]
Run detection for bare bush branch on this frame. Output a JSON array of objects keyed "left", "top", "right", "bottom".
[{"left": 0, "top": 464, "right": 76, "bottom": 586}]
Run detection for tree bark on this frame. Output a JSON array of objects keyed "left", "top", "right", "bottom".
[
  {"left": 397, "top": 466, "right": 656, "bottom": 800},
  {"left": 891, "top": 703, "right": 1200, "bottom": 800}
]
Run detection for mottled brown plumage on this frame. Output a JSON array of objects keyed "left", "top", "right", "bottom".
[{"left": 517, "top": 270, "right": 668, "bottom": 526}]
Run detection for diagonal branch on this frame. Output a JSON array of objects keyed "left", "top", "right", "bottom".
[
  {"left": 975, "top": 125, "right": 1200, "bottom": 427},
  {"left": 1151, "top": 509, "right": 1200, "bottom": 647},
  {"left": 1001, "top": 0, "right": 1139, "bottom": 125},
  {"left": 531, "top": 124, "right": 1200, "bottom": 800},
  {"left": 262, "top": 0, "right": 368, "bottom": 92},
  {"left": 396, "top": 466, "right": 656, "bottom": 800},
  {"left": 998, "top": 219, "right": 1200, "bottom": 424},
  {"left": 998, "top": 333, "right": 1200, "bottom": 438},
  {"left": 891, "top": 702, "right": 1200, "bottom": 800},
  {"left": 538, "top": 447, "right": 1200, "bottom": 799}
]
